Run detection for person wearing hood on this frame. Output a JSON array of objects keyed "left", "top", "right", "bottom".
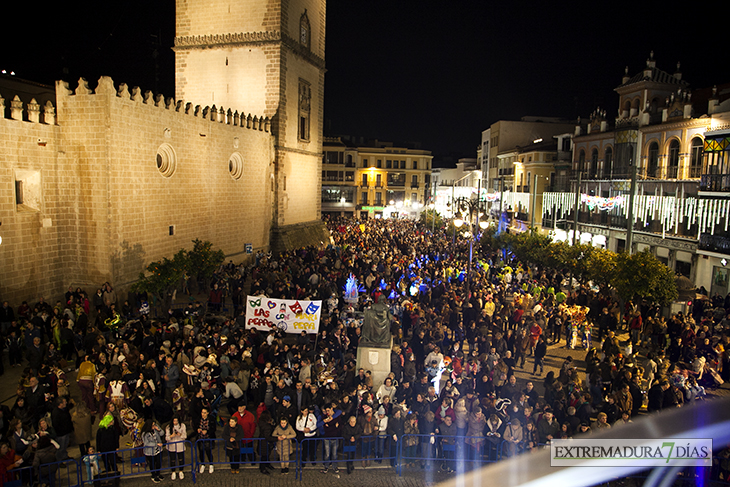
[{"left": 96, "top": 414, "right": 120, "bottom": 472}]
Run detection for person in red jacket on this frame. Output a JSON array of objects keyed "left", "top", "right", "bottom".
[{"left": 232, "top": 403, "right": 256, "bottom": 463}]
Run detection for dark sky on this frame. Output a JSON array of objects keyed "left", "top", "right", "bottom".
[{"left": 4, "top": 1, "right": 729, "bottom": 164}]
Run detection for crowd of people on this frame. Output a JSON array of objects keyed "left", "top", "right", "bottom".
[{"left": 0, "top": 216, "right": 730, "bottom": 483}]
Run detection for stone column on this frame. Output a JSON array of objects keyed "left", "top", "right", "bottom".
[
  {"left": 689, "top": 254, "right": 699, "bottom": 283},
  {"left": 667, "top": 249, "right": 677, "bottom": 272}
]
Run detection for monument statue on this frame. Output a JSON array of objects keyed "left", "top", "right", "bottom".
[{"left": 359, "top": 295, "right": 392, "bottom": 348}]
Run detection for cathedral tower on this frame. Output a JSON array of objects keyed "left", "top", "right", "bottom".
[{"left": 174, "top": 0, "right": 327, "bottom": 251}]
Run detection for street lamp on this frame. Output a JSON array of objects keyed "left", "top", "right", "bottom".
[{"left": 452, "top": 193, "right": 488, "bottom": 300}]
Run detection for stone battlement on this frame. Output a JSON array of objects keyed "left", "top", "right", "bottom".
[
  {"left": 0, "top": 94, "right": 56, "bottom": 125},
  {"left": 57, "top": 76, "right": 271, "bottom": 133}
]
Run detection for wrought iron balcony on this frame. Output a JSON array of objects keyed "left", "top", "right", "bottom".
[
  {"left": 699, "top": 233, "right": 730, "bottom": 254},
  {"left": 700, "top": 173, "right": 730, "bottom": 192}
]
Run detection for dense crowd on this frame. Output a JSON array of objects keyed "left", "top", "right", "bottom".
[{"left": 1, "top": 216, "right": 730, "bottom": 483}]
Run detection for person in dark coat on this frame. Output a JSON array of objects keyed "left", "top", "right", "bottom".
[
  {"left": 50, "top": 398, "right": 74, "bottom": 462},
  {"left": 96, "top": 414, "right": 120, "bottom": 472},
  {"left": 533, "top": 337, "right": 547, "bottom": 376},
  {"left": 33, "top": 436, "right": 58, "bottom": 487},
  {"left": 341, "top": 415, "right": 362, "bottom": 474},
  {"left": 386, "top": 408, "right": 405, "bottom": 467},
  {"left": 257, "top": 410, "right": 275, "bottom": 475},
  {"left": 647, "top": 381, "right": 668, "bottom": 413},
  {"left": 222, "top": 417, "right": 244, "bottom": 473}
]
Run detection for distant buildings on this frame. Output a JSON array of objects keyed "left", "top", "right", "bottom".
[
  {"left": 485, "top": 52, "right": 730, "bottom": 296},
  {"left": 321, "top": 137, "right": 433, "bottom": 219}
]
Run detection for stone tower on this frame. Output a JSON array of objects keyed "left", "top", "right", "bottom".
[{"left": 174, "top": 0, "right": 328, "bottom": 252}]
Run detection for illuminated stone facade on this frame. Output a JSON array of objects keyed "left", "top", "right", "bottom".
[
  {"left": 0, "top": 0, "right": 329, "bottom": 304},
  {"left": 174, "top": 0, "right": 327, "bottom": 242}
]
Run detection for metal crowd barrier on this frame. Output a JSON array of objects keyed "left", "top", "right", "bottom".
[
  {"left": 297, "top": 436, "right": 397, "bottom": 480},
  {"left": 77, "top": 441, "right": 196, "bottom": 484},
  {"left": 398, "top": 434, "right": 504, "bottom": 475},
  {"left": 192, "top": 437, "right": 288, "bottom": 475},
  {"left": 8, "top": 426, "right": 730, "bottom": 486},
  {"left": 3, "top": 458, "right": 79, "bottom": 487}
]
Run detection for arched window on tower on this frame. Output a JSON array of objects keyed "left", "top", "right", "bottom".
[
  {"left": 689, "top": 137, "right": 703, "bottom": 178},
  {"left": 667, "top": 139, "right": 680, "bottom": 179},
  {"left": 300, "top": 11, "right": 311, "bottom": 50},
  {"left": 577, "top": 150, "right": 586, "bottom": 177},
  {"left": 647, "top": 142, "right": 659, "bottom": 179},
  {"left": 590, "top": 149, "right": 598, "bottom": 179},
  {"left": 604, "top": 147, "right": 613, "bottom": 179}
]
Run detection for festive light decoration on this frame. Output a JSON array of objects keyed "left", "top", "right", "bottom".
[
  {"left": 343, "top": 273, "right": 365, "bottom": 304},
  {"left": 581, "top": 194, "right": 625, "bottom": 211},
  {"left": 542, "top": 192, "right": 730, "bottom": 237}
]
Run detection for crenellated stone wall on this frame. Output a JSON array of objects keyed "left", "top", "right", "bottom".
[{"left": 0, "top": 76, "right": 274, "bottom": 305}]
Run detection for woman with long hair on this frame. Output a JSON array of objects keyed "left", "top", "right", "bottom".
[
  {"left": 141, "top": 420, "right": 164, "bottom": 483},
  {"left": 165, "top": 415, "right": 187, "bottom": 479}
]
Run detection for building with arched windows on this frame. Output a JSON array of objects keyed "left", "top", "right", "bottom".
[{"left": 541, "top": 52, "right": 730, "bottom": 295}]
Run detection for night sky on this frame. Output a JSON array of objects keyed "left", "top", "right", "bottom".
[{"left": 4, "top": 1, "right": 730, "bottom": 165}]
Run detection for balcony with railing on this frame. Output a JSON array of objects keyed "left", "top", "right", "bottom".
[
  {"left": 700, "top": 174, "right": 730, "bottom": 192},
  {"left": 699, "top": 233, "right": 730, "bottom": 255},
  {"left": 411, "top": 183, "right": 419, "bottom": 189}
]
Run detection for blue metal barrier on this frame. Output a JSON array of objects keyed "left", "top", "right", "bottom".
[
  {"left": 297, "top": 436, "right": 397, "bottom": 480},
  {"left": 3, "top": 458, "right": 79, "bottom": 487},
  {"left": 193, "top": 437, "right": 293, "bottom": 475},
  {"left": 78, "top": 441, "right": 196, "bottom": 484},
  {"left": 398, "top": 434, "right": 502, "bottom": 476}
]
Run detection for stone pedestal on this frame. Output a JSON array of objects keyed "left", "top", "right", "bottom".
[{"left": 357, "top": 341, "right": 392, "bottom": 390}]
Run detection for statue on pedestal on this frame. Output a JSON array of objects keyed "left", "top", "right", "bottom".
[{"left": 359, "top": 295, "right": 391, "bottom": 348}]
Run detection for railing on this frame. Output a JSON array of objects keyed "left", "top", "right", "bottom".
[
  {"left": 298, "top": 436, "right": 396, "bottom": 480},
  {"left": 9, "top": 411, "right": 730, "bottom": 486},
  {"left": 388, "top": 181, "right": 405, "bottom": 187},
  {"left": 411, "top": 183, "right": 419, "bottom": 188},
  {"left": 700, "top": 173, "right": 730, "bottom": 192},
  {"left": 699, "top": 233, "right": 730, "bottom": 254},
  {"left": 78, "top": 442, "right": 197, "bottom": 484},
  {"left": 398, "top": 434, "right": 504, "bottom": 476},
  {"left": 3, "top": 458, "right": 79, "bottom": 487}
]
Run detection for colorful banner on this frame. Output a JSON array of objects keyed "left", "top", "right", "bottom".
[
  {"left": 581, "top": 193, "right": 625, "bottom": 211},
  {"left": 245, "top": 295, "right": 322, "bottom": 334}
]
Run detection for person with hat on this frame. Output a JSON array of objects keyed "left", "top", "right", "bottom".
[
  {"left": 276, "top": 396, "right": 296, "bottom": 427},
  {"left": 374, "top": 406, "right": 388, "bottom": 464},
  {"left": 358, "top": 405, "right": 376, "bottom": 467}
]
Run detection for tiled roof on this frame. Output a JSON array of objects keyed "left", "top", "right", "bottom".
[{"left": 617, "top": 67, "right": 689, "bottom": 88}]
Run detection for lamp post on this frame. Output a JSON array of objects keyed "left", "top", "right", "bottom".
[
  {"left": 453, "top": 193, "right": 488, "bottom": 299},
  {"left": 451, "top": 171, "right": 478, "bottom": 244}
]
